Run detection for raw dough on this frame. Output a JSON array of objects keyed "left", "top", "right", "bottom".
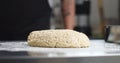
[{"left": 27, "top": 29, "right": 90, "bottom": 48}]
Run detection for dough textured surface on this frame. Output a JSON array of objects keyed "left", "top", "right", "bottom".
[{"left": 27, "top": 29, "right": 90, "bottom": 48}]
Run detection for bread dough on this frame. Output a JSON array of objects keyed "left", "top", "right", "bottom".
[{"left": 27, "top": 29, "right": 90, "bottom": 48}]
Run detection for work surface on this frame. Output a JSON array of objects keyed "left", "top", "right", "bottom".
[{"left": 0, "top": 40, "right": 120, "bottom": 63}]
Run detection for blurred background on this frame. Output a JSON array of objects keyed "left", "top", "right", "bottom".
[{"left": 49, "top": 0, "right": 120, "bottom": 39}]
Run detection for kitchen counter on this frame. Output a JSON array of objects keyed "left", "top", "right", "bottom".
[{"left": 0, "top": 40, "right": 120, "bottom": 63}]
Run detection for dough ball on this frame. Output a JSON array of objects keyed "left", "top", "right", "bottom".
[{"left": 27, "top": 29, "right": 90, "bottom": 48}]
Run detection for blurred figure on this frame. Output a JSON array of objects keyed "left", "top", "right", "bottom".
[{"left": 0, "top": 0, "right": 75, "bottom": 40}]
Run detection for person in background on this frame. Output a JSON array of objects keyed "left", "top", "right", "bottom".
[{"left": 0, "top": 0, "right": 75, "bottom": 40}]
